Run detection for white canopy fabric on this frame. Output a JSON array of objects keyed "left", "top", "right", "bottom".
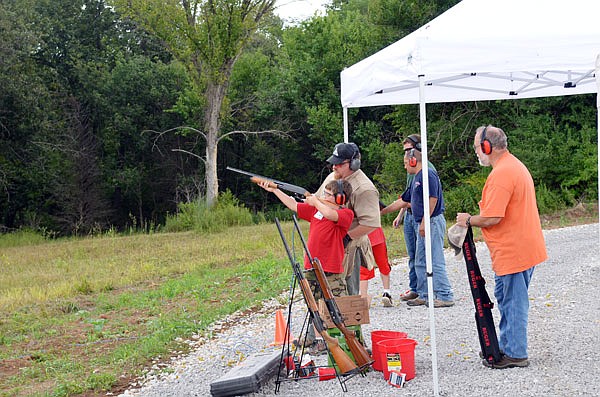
[
  {"left": 340, "top": 1, "right": 599, "bottom": 395},
  {"left": 341, "top": 0, "right": 599, "bottom": 108}
]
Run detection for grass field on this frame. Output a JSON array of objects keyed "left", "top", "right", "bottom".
[{"left": 0, "top": 203, "right": 597, "bottom": 396}]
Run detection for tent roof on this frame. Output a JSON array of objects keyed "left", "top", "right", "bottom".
[{"left": 341, "top": 0, "right": 600, "bottom": 107}]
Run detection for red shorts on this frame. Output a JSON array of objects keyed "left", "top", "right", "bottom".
[{"left": 360, "top": 241, "right": 392, "bottom": 280}]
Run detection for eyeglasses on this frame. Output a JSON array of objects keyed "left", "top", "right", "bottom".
[{"left": 331, "top": 160, "right": 350, "bottom": 168}]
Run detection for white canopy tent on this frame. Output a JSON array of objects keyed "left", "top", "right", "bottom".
[{"left": 340, "top": 0, "right": 599, "bottom": 395}]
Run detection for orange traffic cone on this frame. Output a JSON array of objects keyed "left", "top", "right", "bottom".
[{"left": 270, "top": 309, "right": 293, "bottom": 346}]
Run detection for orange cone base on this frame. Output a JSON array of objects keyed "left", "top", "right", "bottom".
[{"left": 270, "top": 309, "right": 293, "bottom": 346}]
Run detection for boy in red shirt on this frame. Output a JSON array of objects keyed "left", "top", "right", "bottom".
[
  {"left": 259, "top": 179, "right": 354, "bottom": 296},
  {"left": 260, "top": 179, "right": 354, "bottom": 353}
]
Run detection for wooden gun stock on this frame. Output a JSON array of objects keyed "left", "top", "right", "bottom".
[
  {"left": 291, "top": 215, "right": 374, "bottom": 369},
  {"left": 312, "top": 257, "right": 374, "bottom": 368},
  {"left": 297, "top": 278, "right": 359, "bottom": 375},
  {"left": 274, "top": 218, "right": 358, "bottom": 376}
]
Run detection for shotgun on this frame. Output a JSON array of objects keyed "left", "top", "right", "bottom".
[
  {"left": 291, "top": 215, "right": 374, "bottom": 370},
  {"left": 227, "top": 167, "right": 310, "bottom": 200},
  {"left": 227, "top": 166, "right": 343, "bottom": 209},
  {"left": 274, "top": 218, "right": 359, "bottom": 376}
]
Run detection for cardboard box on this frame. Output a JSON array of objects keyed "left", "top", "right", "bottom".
[{"left": 318, "top": 295, "right": 369, "bottom": 329}]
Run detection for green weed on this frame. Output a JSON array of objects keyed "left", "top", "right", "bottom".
[{"left": 164, "top": 190, "right": 255, "bottom": 233}]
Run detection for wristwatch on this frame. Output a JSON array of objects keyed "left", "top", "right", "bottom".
[{"left": 466, "top": 216, "right": 472, "bottom": 227}]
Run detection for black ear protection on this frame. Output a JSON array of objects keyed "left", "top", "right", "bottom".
[
  {"left": 334, "top": 179, "right": 347, "bottom": 205},
  {"left": 406, "top": 135, "right": 422, "bottom": 151},
  {"left": 408, "top": 149, "right": 418, "bottom": 167},
  {"left": 480, "top": 126, "right": 492, "bottom": 155},
  {"left": 348, "top": 143, "right": 361, "bottom": 171}
]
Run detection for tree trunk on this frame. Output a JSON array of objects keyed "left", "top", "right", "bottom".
[
  {"left": 204, "top": 81, "right": 226, "bottom": 206},
  {"left": 205, "top": 137, "right": 219, "bottom": 207}
]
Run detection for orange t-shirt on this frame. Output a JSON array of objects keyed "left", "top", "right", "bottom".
[{"left": 479, "top": 151, "right": 547, "bottom": 276}]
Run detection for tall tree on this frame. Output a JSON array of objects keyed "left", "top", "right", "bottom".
[{"left": 112, "top": 0, "right": 277, "bottom": 206}]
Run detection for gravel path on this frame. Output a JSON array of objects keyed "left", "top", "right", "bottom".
[{"left": 119, "top": 223, "right": 599, "bottom": 397}]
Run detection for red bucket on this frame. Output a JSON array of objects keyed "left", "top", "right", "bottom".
[
  {"left": 377, "top": 338, "right": 418, "bottom": 381},
  {"left": 370, "top": 330, "right": 408, "bottom": 371}
]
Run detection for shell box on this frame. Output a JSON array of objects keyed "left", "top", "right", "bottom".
[{"left": 318, "top": 295, "right": 370, "bottom": 329}]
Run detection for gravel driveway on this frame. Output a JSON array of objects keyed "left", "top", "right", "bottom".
[{"left": 119, "top": 223, "right": 599, "bottom": 397}]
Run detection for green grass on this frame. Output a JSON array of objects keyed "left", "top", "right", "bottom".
[
  {"left": 0, "top": 222, "right": 302, "bottom": 396},
  {"left": 0, "top": 202, "right": 597, "bottom": 396}
]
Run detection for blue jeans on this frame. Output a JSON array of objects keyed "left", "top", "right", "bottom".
[
  {"left": 414, "top": 215, "right": 453, "bottom": 302},
  {"left": 403, "top": 211, "right": 418, "bottom": 293},
  {"left": 494, "top": 267, "right": 534, "bottom": 359}
]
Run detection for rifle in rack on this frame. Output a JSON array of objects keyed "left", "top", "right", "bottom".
[
  {"left": 291, "top": 215, "right": 374, "bottom": 370},
  {"left": 274, "top": 218, "right": 359, "bottom": 376}
]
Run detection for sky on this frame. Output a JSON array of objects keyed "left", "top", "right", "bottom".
[{"left": 275, "top": 0, "right": 330, "bottom": 23}]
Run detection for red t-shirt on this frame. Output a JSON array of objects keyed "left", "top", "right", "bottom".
[{"left": 297, "top": 203, "right": 354, "bottom": 273}]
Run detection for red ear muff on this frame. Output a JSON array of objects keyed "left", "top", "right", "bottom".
[
  {"left": 408, "top": 149, "right": 418, "bottom": 167},
  {"left": 334, "top": 179, "right": 346, "bottom": 205},
  {"left": 480, "top": 126, "right": 492, "bottom": 155}
]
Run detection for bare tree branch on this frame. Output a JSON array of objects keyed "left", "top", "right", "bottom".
[
  {"left": 171, "top": 148, "right": 207, "bottom": 166},
  {"left": 218, "top": 129, "right": 291, "bottom": 142},
  {"left": 144, "top": 126, "right": 207, "bottom": 156}
]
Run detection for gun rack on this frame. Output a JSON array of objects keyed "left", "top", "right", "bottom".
[{"left": 274, "top": 281, "right": 366, "bottom": 394}]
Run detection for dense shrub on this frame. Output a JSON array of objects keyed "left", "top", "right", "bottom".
[{"left": 164, "top": 190, "right": 254, "bottom": 233}]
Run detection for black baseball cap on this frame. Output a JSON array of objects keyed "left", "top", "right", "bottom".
[{"left": 327, "top": 143, "right": 360, "bottom": 165}]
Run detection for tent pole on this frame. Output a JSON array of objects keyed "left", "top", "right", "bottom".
[
  {"left": 419, "top": 75, "right": 440, "bottom": 397},
  {"left": 343, "top": 107, "right": 349, "bottom": 143},
  {"left": 595, "top": 55, "right": 600, "bottom": 243}
]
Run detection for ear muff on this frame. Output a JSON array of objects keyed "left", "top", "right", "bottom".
[
  {"left": 334, "top": 179, "right": 346, "bottom": 205},
  {"left": 408, "top": 149, "right": 418, "bottom": 167},
  {"left": 348, "top": 143, "right": 361, "bottom": 171},
  {"left": 406, "top": 136, "right": 422, "bottom": 151},
  {"left": 480, "top": 126, "right": 492, "bottom": 155}
]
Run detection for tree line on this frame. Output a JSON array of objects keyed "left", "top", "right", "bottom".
[{"left": 1, "top": 0, "right": 597, "bottom": 236}]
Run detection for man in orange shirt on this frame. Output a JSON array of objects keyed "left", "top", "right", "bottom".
[{"left": 456, "top": 125, "right": 547, "bottom": 369}]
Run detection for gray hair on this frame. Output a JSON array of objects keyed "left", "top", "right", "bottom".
[{"left": 477, "top": 125, "right": 508, "bottom": 149}]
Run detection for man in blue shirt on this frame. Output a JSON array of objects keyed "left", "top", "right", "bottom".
[
  {"left": 381, "top": 148, "right": 454, "bottom": 308},
  {"left": 394, "top": 134, "right": 437, "bottom": 303}
]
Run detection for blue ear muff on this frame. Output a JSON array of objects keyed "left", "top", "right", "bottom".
[
  {"left": 480, "top": 126, "right": 492, "bottom": 155},
  {"left": 335, "top": 179, "right": 346, "bottom": 205}
]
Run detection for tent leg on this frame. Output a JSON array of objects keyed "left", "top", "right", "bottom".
[
  {"left": 343, "top": 107, "right": 349, "bottom": 143},
  {"left": 596, "top": 55, "right": 599, "bottom": 245},
  {"left": 419, "top": 75, "right": 440, "bottom": 397}
]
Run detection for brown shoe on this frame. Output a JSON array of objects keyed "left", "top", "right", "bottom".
[
  {"left": 433, "top": 299, "right": 455, "bottom": 308},
  {"left": 400, "top": 290, "right": 419, "bottom": 301},
  {"left": 482, "top": 355, "right": 529, "bottom": 369},
  {"left": 308, "top": 339, "right": 328, "bottom": 356},
  {"left": 406, "top": 298, "right": 427, "bottom": 306}
]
